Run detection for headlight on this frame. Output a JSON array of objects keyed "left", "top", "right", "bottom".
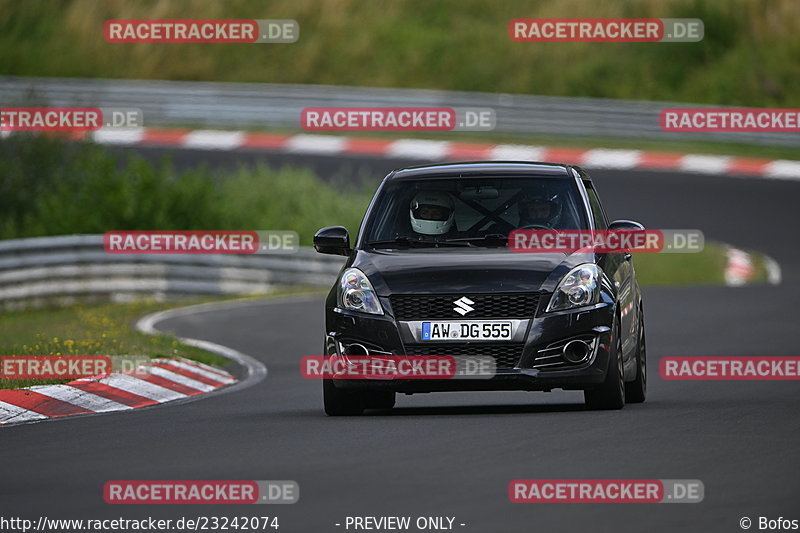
[
  {"left": 547, "top": 264, "right": 602, "bottom": 312},
  {"left": 339, "top": 268, "right": 383, "bottom": 315}
]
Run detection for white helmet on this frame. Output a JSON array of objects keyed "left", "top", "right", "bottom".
[{"left": 410, "top": 191, "right": 455, "bottom": 235}]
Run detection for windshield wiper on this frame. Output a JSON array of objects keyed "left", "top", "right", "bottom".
[
  {"left": 366, "top": 237, "right": 473, "bottom": 248},
  {"left": 441, "top": 234, "right": 509, "bottom": 246}
]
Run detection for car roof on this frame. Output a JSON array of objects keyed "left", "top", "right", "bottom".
[{"left": 388, "top": 161, "right": 584, "bottom": 181}]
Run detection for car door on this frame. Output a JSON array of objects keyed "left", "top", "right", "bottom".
[{"left": 583, "top": 181, "right": 636, "bottom": 370}]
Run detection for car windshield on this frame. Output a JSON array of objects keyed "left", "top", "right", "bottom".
[{"left": 363, "top": 176, "right": 588, "bottom": 247}]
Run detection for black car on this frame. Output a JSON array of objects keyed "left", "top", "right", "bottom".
[{"left": 313, "top": 162, "right": 646, "bottom": 415}]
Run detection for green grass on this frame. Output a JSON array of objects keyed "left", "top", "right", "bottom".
[
  {"left": 0, "top": 135, "right": 373, "bottom": 245},
  {"left": 0, "top": 0, "right": 798, "bottom": 107},
  {"left": 0, "top": 298, "right": 228, "bottom": 389},
  {"left": 635, "top": 242, "right": 722, "bottom": 286},
  {"left": 0, "top": 289, "right": 325, "bottom": 390},
  {"left": 635, "top": 242, "right": 772, "bottom": 286}
]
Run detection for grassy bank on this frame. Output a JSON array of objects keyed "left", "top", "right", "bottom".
[
  {"left": 1, "top": 0, "right": 798, "bottom": 107},
  {"left": 0, "top": 298, "right": 229, "bottom": 389},
  {"left": 0, "top": 135, "right": 373, "bottom": 245},
  {"left": 0, "top": 289, "right": 325, "bottom": 390},
  {"left": 634, "top": 242, "right": 771, "bottom": 287}
]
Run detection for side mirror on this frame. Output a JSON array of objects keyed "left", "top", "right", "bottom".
[
  {"left": 608, "top": 219, "right": 645, "bottom": 231},
  {"left": 314, "top": 226, "right": 351, "bottom": 256}
]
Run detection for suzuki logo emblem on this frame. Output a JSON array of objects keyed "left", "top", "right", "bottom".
[{"left": 453, "top": 296, "right": 475, "bottom": 316}]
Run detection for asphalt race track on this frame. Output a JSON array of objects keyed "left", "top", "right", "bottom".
[{"left": 2, "top": 148, "right": 798, "bottom": 532}]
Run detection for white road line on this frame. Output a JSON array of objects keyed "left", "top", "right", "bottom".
[
  {"left": 28, "top": 385, "right": 131, "bottom": 413},
  {"left": 136, "top": 297, "right": 274, "bottom": 397},
  {"left": 0, "top": 401, "right": 48, "bottom": 424},
  {"left": 177, "top": 358, "right": 235, "bottom": 379}
]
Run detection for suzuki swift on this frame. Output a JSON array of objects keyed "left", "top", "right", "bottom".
[{"left": 313, "top": 162, "right": 646, "bottom": 415}]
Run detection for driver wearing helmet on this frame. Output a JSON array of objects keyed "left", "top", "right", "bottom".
[
  {"left": 518, "top": 191, "right": 562, "bottom": 229},
  {"left": 410, "top": 191, "right": 456, "bottom": 237}
]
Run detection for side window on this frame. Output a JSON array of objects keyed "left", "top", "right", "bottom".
[{"left": 584, "top": 185, "right": 608, "bottom": 230}]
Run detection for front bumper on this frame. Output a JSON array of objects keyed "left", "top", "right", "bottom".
[{"left": 324, "top": 296, "right": 615, "bottom": 394}]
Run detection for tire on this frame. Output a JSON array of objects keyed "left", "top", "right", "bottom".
[
  {"left": 584, "top": 321, "right": 625, "bottom": 410},
  {"left": 625, "top": 307, "right": 647, "bottom": 403},
  {"left": 364, "top": 391, "right": 396, "bottom": 410},
  {"left": 323, "top": 379, "right": 364, "bottom": 416}
]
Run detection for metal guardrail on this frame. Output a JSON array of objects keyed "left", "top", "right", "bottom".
[
  {"left": 0, "top": 235, "right": 345, "bottom": 310},
  {"left": 1, "top": 76, "right": 797, "bottom": 147}
]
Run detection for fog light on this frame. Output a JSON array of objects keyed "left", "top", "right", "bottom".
[
  {"left": 343, "top": 343, "right": 369, "bottom": 356},
  {"left": 562, "top": 340, "right": 591, "bottom": 363}
]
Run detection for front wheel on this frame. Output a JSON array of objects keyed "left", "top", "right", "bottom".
[
  {"left": 323, "top": 379, "right": 364, "bottom": 416},
  {"left": 625, "top": 307, "right": 647, "bottom": 403},
  {"left": 584, "top": 321, "right": 625, "bottom": 410}
]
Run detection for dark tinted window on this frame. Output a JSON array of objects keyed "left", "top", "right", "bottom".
[
  {"left": 584, "top": 185, "right": 608, "bottom": 230},
  {"left": 363, "top": 177, "right": 589, "bottom": 245}
]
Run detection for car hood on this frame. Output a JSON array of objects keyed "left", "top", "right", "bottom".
[{"left": 351, "top": 248, "right": 595, "bottom": 295}]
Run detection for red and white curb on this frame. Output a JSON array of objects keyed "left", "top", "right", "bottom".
[
  {"left": 0, "top": 297, "right": 274, "bottom": 427},
  {"left": 724, "top": 247, "right": 782, "bottom": 287},
  {"left": 0, "top": 357, "right": 235, "bottom": 425},
  {"left": 725, "top": 248, "right": 756, "bottom": 286},
  {"left": 78, "top": 128, "right": 800, "bottom": 180}
]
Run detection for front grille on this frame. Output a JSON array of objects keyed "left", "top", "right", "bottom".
[
  {"left": 390, "top": 293, "right": 540, "bottom": 320},
  {"left": 404, "top": 343, "right": 524, "bottom": 370}
]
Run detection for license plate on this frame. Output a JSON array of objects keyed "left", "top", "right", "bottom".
[{"left": 421, "top": 321, "right": 512, "bottom": 341}]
